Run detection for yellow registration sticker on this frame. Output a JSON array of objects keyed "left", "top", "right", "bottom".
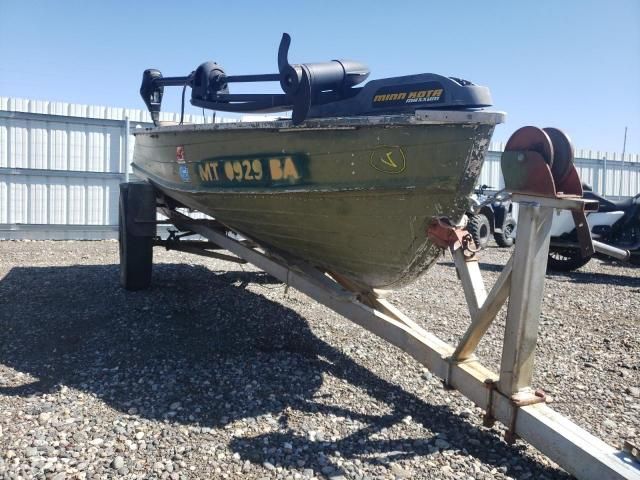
[{"left": 197, "top": 155, "right": 307, "bottom": 187}]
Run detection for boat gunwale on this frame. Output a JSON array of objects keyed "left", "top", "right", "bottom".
[{"left": 132, "top": 110, "right": 506, "bottom": 136}]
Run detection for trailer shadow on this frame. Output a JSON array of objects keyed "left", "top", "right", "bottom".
[
  {"left": 546, "top": 269, "right": 640, "bottom": 287},
  {"left": 0, "top": 263, "right": 568, "bottom": 478},
  {"left": 441, "top": 259, "right": 640, "bottom": 287},
  {"left": 440, "top": 260, "right": 504, "bottom": 274}
]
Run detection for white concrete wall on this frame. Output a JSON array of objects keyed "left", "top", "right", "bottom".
[
  {"left": 1, "top": 97, "right": 638, "bottom": 239},
  {"left": 0, "top": 97, "right": 226, "bottom": 239}
]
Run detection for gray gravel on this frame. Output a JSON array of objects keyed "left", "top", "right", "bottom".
[{"left": 0, "top": 240, "right": 637, "bottom": 479}]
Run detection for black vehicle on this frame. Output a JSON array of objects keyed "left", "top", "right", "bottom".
[
  {"left": 548, "top": 184, "right": 640, "bottom": 271},
  {"left": 467, "top": 185, "right": 517, "bottom": 249}
]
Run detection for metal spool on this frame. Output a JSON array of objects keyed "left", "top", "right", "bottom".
[
  {"left": 504, "top": 126, "right": 554, "bottom": 166},
  {"left": 543, "top": 127, "right": 575, "bottom": 186}
]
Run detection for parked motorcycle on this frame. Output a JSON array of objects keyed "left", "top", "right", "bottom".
[
  {"left": 548, "top": 184, "right": 640, "bottom": 271},
  {"left": 467, "top": 185, "right": 517, "bottom": 249}
]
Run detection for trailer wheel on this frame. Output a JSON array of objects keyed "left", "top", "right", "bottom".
[
  {"left": 468, "top": 213, "right": 491, "bottom": 249},
  {"left": 547, "top": 247, "right": 592, "bottom": 272},
  {"left": 119, "top": 183, "right": 154, "bottom": 290},
  {"left": 494, "top": 216, "right": 516, "bottom": 248}
]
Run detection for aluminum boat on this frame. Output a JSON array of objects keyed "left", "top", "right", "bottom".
[{"left": 132, "top": 34, "right": 504, "bottom": 290}]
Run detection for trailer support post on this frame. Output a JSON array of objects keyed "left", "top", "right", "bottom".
[{"left": 498, "top": 201, "right": 554, "bottom": 396}]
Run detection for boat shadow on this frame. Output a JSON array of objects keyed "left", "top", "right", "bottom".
[{"left": 0, "top": 263, "right": 568, "bottom": 478}]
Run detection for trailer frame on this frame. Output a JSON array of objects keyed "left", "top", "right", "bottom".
[
  {"left": 120, "top": 125, "right": 640, "bottom": 479},
  {"left": 151, "top": 194, "right": 639, "bottom": 480}
]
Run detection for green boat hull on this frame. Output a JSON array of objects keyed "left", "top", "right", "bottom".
[{"left": 132, "top": 112, "right": 503, "bottom": 290}]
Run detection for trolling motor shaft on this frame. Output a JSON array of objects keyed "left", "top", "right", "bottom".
[{"left": 140, "top": 33, "right": 369, "bottom": 125}]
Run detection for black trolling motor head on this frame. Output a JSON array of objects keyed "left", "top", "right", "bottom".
[{"left": 140, "top": 33, "right": 492, "bottom": 125}]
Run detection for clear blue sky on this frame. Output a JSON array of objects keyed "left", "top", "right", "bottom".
[{"left": 1, "top": 0, "right": 638, "bottom": 154}]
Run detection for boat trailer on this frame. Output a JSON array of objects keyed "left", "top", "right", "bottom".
[{"left": 121, "top": 127, "right": 640, "bottom": 479}]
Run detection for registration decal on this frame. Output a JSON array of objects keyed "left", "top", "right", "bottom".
[
  {"left": 176, "top": 145, "right": 186, "bottom": 163},
  {"left": 197, "top": 154, "right": 309, "bottom": 187},
  {"left": 179, "top": 164, "right": 190, "bottom": 182}
]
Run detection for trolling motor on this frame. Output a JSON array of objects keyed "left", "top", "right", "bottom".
[{"left": 140, "top": 33, "right": 493, "bottom": 125}]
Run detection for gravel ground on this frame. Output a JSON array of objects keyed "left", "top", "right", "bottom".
[{"left": 0, "top": 240, "right": 638, "bottom": 480}]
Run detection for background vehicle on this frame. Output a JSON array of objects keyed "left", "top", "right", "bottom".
[
  {"left": 548, "top": 184, "right": 640, "bottom": 271},
  {"left": 467, "top": 185, "right": 517, "bottom": 249}
]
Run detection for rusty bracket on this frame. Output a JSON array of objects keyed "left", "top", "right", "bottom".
[
  {"left": 571, "top": 209, "right": 596, "bottom": 258},
  {"left": 483, "top": 378, "right": 498, "bottom": 428},
  {"left": 504, "top": 389, "right": 547, "bottom": 444},
  {"left": 442, "top": 356, "right": 456, "bottom": 390},
  {"left": 427, "top": 217, "right": 479, "bottom": 257},
  {"left": 481, "top": 379, "right": 547, "bottom": 443},
  {"left": 502, "top": 150, "right": 558, "bottom": 197}
]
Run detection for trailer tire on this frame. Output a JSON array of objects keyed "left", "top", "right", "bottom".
[
  {"left": 119, "top": 183, "right": 154, "bottom": 290},
  {"left": 547, "top": 246, "right": 592, "bottom": 272},
  {"left": 494, "top": 216, "right": 516, "bottom": 248},
  {"left": 468, "top": 213, "right": 491, "bottom": 249}
]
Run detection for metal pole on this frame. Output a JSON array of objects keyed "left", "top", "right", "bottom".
[
  {"left": 620, "top": 126, "right": 627, "bottom": 197},
  {"left": 602, "top": 156, "right": 607, "bottom": 197},
  {"left": 124, "top": 117, "right": 130, "bottom": 183},
  {"left": 498, "top": 201, "right": 554, "bottom": 395}
]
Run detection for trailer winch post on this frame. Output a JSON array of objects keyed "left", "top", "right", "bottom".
[
  {"left": 437, "top": 194, "right": 585, "bottom": 438},
  {"left": 498, "top": 200, "right": 554, "bottom": 396}
]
